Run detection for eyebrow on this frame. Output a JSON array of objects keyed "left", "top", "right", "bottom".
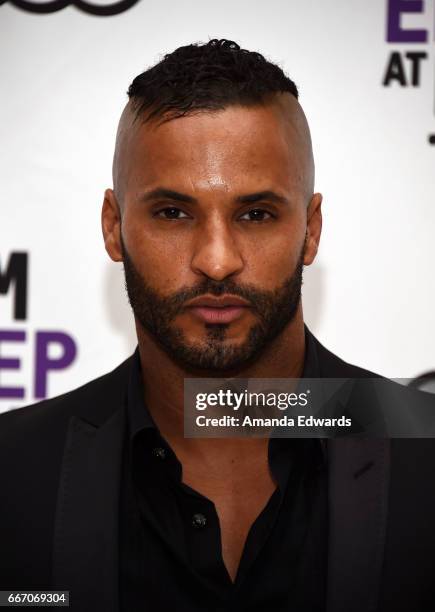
[{"left": 139, "top": 188, "right": 290, "bottom": 206}]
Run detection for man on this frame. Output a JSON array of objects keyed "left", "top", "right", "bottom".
[{"left": 1, "top": 39, "right": 434, "bottom": 612}]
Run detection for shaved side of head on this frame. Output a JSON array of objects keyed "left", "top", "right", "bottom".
[
  {"left": 272, "top": 93, "right": 315, "bottom": 201},
  {"left": 112, "top": 100, "right": 139, "bottom": 205}
]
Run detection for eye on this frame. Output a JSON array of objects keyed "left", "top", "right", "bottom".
[
  {"left": 154, "top": 207, "right": 190, "bottom": 220},
  {"left": 239, "top": 208, "right": 274, "bottom": 222}
]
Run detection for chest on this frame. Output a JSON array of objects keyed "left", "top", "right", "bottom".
[{"left": 182, "top": 464, "right": 277, "bottom": 581}]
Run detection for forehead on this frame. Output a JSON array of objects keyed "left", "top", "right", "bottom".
[{"left": 120, "top": 98, "right": 309, "bottom": 196}]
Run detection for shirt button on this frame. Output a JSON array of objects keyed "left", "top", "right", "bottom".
[
  {"left": 152, "top": 447, "right": 166, "bottom": 459},
  {"left": 192, "top": 513, "right": 207, "bottom": 529}
]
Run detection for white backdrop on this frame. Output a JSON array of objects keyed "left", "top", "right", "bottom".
[{"left": 1, "top": 0, "right": 434, "bottom": 412}]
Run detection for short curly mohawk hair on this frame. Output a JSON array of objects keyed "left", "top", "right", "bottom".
[{"left": 127, "top": 38, "right": 299, "bottom": 124}]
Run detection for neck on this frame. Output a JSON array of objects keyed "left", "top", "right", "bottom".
[{"left": 135, "top": 306, "right": 306, "bottom": 461}]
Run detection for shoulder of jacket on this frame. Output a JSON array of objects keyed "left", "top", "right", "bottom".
[
  {"left": 312, "top": 332, "right": 384, "bottom": 379},
  {"left": 0, "top": 355, "right": 133, "bottom": 437}
]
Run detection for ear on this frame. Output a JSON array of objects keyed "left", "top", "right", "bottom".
[
  {"left": 304, "top": 192, "right": 322, "bottom": 266},
  {"left": 101, "top": 189, "right": 123, "bottom": 262}
]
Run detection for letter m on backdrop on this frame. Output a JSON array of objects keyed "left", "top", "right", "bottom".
[{"left": 0, "top": 253, "right": 28, "bottom": 320}]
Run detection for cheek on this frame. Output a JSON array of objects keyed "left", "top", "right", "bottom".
[
  {"left": 122, "top": 216, "right": 192, "bottom": 292},
  {"left": 241, "top": 228, "right": 304, "bottom": 288}
]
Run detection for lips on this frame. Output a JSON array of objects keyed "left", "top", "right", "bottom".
[{"left": 185, "top": 295, "right": 250, "bottom": 324}]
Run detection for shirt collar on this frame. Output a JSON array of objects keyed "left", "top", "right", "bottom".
[
  {"left": 302, "top": 325, "right": 328, "bottom": 464},
  {"left": 301, "top": 323, "right": 320, "bottom": 379},
  {"left": 127, "top": 347, "right": 155, "bottom": 441}
]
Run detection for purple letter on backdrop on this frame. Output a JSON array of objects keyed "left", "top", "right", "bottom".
[
  {"left": 35, "top": 331, "right": 77, "bottom": 399},
  {"left": 0, "top": 330, "right": 26, "bottom": 399},
  {"left": 387, "top": 0, "right": 427, "bottom": 42}
]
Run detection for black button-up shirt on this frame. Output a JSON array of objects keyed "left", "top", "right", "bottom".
[{"left": 119, "top": 326, "right": 328, "bottom": 611}]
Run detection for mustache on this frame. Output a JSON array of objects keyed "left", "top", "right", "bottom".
[
  {"left": 169, "top": 279, "right": 263, "bottom": 308},
  {"left": 154, "top": 278, "right": 267, "bottom": 317}
]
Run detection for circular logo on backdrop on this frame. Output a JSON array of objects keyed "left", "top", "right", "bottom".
[{"left": 2, "top": 0, "right": 140, "bottom": 16}]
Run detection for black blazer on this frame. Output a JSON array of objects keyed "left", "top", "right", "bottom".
[{"left": 1, "top": 329, "right": 435, "bottom": 612}]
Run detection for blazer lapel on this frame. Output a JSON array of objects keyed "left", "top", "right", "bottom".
[
  {"left": 326, "top": 437, "right": 390, "bottom": 612},
  {"left": 51, "top": 406, "right": 126, "bottom": 611}
]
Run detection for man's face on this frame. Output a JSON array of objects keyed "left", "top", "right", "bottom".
[{"left": 103, "top": 97, "right": 322, "bottom": 372}]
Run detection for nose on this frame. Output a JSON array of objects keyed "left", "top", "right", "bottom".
[{"left": 191, "top": 218, "right": 244, "bottom": 281}]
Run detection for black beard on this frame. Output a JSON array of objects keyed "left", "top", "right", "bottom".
[{"left": 121, "top": 236, "right": 305, "bottom": 374}]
